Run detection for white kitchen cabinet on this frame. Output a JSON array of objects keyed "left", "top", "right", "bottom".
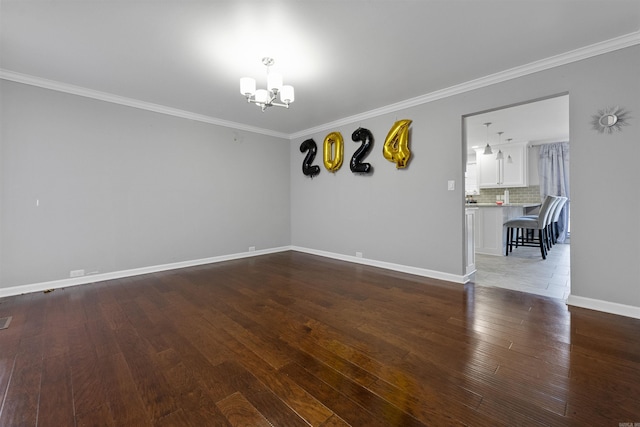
[
  {"left": 475, "top": 143, "right": 528, "bottom": 188},
  {"left": 465, "top": 162, "right": 478, "bottom": 195},
  {"left": 475, "top": 150, "right": 499, "bottom": 188}
]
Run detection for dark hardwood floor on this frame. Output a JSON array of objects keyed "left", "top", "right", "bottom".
[{"left": 1, "top": 251, "right": 639, "bottom": 426}]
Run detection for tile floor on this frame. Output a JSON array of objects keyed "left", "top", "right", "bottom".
[{"left": 472, "top": 241, "right": 571, "bottom": 300}]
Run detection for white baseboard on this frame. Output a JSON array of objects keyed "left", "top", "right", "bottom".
[
  {"left": 21, "top": 247, "right": 635, "bottom": 322},
  {"left": 291, "top": 246, "right": 466, "bottom": 284},
  {"left": 567, "top": 294, "right": 640, "bottom": 320},
  {"left": 463, "top": 269, "right": 477, "bottom": 284},
  {"left": 0, "top": 246, "right": 291, "bottom": 298},
  {"left": 292, "top": 248, "right": 640, "bottom": 320}
]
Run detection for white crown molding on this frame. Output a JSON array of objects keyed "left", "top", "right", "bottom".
[
  {"left": 0, "top": 246, "right": 291, "bottom": 299},
  {"left": 567, "top": 294, "right": 640, "bottom": 320},
  {"left": 1, "top": 31, "right": 638, "bottom": 142},
  {"left": 0, "top": 69, "right": 290, "bottom": 140},
  {"left": 289, "top": 31, "right": 640, "bottom": 140}
]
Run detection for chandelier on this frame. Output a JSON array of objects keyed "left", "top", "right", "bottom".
[{"left": 240, "top": 57, "right": 295, "bottom": 112}]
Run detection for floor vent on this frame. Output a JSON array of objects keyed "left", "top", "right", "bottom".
[{"left": 0, "top": 316, "right": 12, "bottom": 330}]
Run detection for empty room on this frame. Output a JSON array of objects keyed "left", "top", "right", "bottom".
[{"left": 1, "top": 1, "right": 639, "bottom": 425}]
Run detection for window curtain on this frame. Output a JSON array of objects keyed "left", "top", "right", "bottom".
[{"left": 538, "top": 142, "right": 570, "bottom": 242}]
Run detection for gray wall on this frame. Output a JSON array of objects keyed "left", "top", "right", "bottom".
[
  {"left": 290, "top": 102, "right": 465, "bottom": 275},
  {"left": 291, "top": 45, "right": 640, "bottom": 308},
  {"left": 1, "top": 81, "right": 291, "bottom": 288},
  {"left": 2, "top": 45, "right": 639, "bottom": 311}
]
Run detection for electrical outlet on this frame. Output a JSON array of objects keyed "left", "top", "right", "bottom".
[
  {"left": 249, "top": 246, "right": 256, "bottom": 252},
  {"left": 356, "top": 251, "right": 363, "bottom": 258},
  {"left": 70, "top": 269, "right": 85, "bottom": 278},
  {"left": 447, "top": 180, "right": 455, "bottom": 191}
]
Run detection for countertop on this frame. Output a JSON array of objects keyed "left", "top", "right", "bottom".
[{"left": 466, "top": 203, "right": 540, "bottom": 208}]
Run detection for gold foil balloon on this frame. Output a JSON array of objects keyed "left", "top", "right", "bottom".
[
  {"left": 323, "top": 131, "right": 344, "bottom": 172},
  {"left": 383, "top": 119, "right": 412, "bottom": 168}
]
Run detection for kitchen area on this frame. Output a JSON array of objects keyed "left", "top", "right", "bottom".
[
  {"left": 464, "top": 95, "right": 571, "bottom": 299},
  {"left": 465, "top": 141, "right": 542, "bottom": 257}
]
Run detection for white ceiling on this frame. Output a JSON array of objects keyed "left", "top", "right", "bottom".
[
  {"left": 465, "top": 94, "right": 570, "bottom": 150},
  {"left": 1, "top": 1, "right": 639, "bottom": 136}
]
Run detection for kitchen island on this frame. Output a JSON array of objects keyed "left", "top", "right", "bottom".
[{"left": 470, "top": 203, "right": 540, "bottom": 256}]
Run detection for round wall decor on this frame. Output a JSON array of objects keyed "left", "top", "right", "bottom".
[{"left": 590, "top": 106, "right": 630, "bottom": 134}]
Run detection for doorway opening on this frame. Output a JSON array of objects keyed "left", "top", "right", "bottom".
[{"left": 463, "top": 94, "right": 570, "bottom": 299}]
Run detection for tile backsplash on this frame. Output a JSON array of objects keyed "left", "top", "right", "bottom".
[{"left": 469, "top": 186, "right": 541, "bottom": 204}]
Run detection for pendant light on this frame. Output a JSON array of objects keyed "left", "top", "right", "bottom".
[
  {"left": 505, "top": 138, "right": 513, "bottom": 163},
  {"left": 496, "top": 132, "right": 504, "bottom": 160},
  {"left": 482, "top": 122, "right": 493, "bottom": 155}
]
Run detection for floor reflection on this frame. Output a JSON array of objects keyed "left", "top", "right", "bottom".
[{"left": 460, "top": 281, "right": 573, "bottom": 421}]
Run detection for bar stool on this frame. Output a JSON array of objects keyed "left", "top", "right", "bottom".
[
  {"left": 521, "top": 196, "right": 567, "bottom": 247},
  {"left": 504, "top": 196, "right": 558, "bottom": 259},
  {"left": 549, "top": 197, "right": 568, "bottom": 245}
]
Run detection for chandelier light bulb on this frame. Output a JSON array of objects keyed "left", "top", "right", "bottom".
[
  {"left": 280, "top": 85, "right": 294, "bottom": 104},
  {"left": 267, "top": 73, "right": 283, "bottom": 92},
  {"left": 254, "top": 89, "right": 269, "bottom": 104},
  {"left": 240, "top": 77, "right": 256, "bottom": 97}
]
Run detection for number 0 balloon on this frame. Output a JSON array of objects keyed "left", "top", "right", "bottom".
[
  {"left": 383, "top": 119, "right": 412, "bottom": 169},
  {"left": 323, "top": 132, "right": 344, "bottom": 173}
]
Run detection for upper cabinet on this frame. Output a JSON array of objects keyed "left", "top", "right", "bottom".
[
  {"left": 465, "top": 94, "right": 568, "bottom": 190},
  {"left": 465, "top": 162, "right": 479, "bottom": 195},
  {"left": 475, "top": 142, "right": 528, "bottom": 188}
]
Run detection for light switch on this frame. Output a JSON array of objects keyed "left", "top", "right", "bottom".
[{"left": 447, "top": 180, "right": 455, "bottom": 191}]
